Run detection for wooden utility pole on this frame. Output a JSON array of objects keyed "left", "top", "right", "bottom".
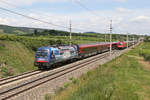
[
  {"left": 110, "top": 20, "right": 112, "bottom": 56},
  {"left": 69, "top": 20, "right": 72, "bottom": 46}
]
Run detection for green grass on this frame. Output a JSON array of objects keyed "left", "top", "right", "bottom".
[
  {"left": 50, "top": 42, "right": 150, "bottom": 100},
  {"left": 138, "top": 42, "right": 150, "bottom": 62},
  {"left": 0, "top": 40, "right": 36, "bottom": 78}
]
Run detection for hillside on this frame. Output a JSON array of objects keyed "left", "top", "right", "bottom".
[
  {"left": 0, "top": 40, "right": 36, "bottom": 78},
  {"left": 0, "top": 24, "right": 98, "bottom": 36},
  {"left": 0, "top": 24, "right": 92, "bottom": 36},
  {"left": 0, "top": 24, "right": 47, "bottom": 34}
]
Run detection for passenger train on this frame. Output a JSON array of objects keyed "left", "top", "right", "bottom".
[{"left": 34, "top": 41, "right": 136, "bottom": 69}]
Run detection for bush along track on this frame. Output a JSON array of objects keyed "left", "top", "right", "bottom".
[
  {"left": 139, "top": 42, "right": 150, "bottom": 62},
  {"left": 49, "top": 42, "right": 150, "bottom": 100}
]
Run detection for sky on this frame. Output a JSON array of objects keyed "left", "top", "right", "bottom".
[{"left": 0, "top": 0, "right": 150, "bottom": 35}]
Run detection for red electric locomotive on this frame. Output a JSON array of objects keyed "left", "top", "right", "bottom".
[{"left": 117, "top": 42, "right": 127, "bottom": 49}]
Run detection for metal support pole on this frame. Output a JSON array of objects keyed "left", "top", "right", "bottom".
[
  {"left": 69, "top": 20, "right": 72, "bottom": 46},
  {"left": 110, "top": 20, "right": 112, "bottom": 56},
  {"left": 133, "top": 35, "right": 135, "bottom": 48},
  {"left": 127, "top": 33, "right": 128, "bottom": 48},
  {"left": 105, "top": 34, "right": 107, "bottom": 42}
]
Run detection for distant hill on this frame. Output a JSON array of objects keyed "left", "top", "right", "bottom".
[
  {"left": 0, "top": 24, "right": 48, "bottom": 34},
  {"left": 0, "top": 24, "right": 102, "bottom": 37},
  {"left": 84, "top": 32, "right": 98, "bottom": 34},
  {"left": 0, "top": 24, "right": 75, "bottom": 36}
]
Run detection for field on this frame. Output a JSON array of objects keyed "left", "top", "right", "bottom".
[{"left": 48, "top": 42, "right": 150, "bottom": 100}]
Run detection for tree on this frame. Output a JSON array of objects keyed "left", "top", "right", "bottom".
[
  {"left": 56, "top": 40, "right": 62, "bottom": 45},
  {"left": 34, "top": 29, "right": 38, "bottom": 35}
]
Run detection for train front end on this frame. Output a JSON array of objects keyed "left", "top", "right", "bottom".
[
  {"left": 34, "top": 47, "right": 51, "bottom": 69},
  {"left": 117, "top": 42, "right": 127, "bottom": 49}
]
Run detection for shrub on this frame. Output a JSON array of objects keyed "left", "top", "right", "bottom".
[
  {"left": 45, "top": 94, "right": 52, "bottom": 100},
  {"left": 1, "top": 67, "right": 15, "bottom": 77},
  {"left": 139, "top": 45, "right": 150, "bottom": 62}
]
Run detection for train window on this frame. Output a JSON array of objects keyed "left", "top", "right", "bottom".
[
  {"left": 55, "top": 50, "right": 59, "bottom": 55},
  {"left": 36, "top": 50, "right": 48, "bottom": 57},
  {"left": 82, "top": 47, "right": 97, "bottom": 52},
  {"left": 60, "top": 52, "right": 63, "bottom": 55},
  {"left": 119, "top": 43, "right": 123, "bottom": 45},
  {"left": 60, "top": 50, "right": 64, "bottom": 55},
  {"left": 51, "top": 51, "right": 55, "bottom": 58},
  {"left": 102, "top": 46, "right": 107, "bottom": 50},
  {"left": 70, "top": 51, "right": 74, "bottom": 54}
]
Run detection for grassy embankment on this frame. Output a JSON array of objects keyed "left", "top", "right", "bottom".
[
  {"left": 0, "top": 40, "right": 36, "bottom": 78},
  {"left": 47, "top": 42, "right": 150, "bottom": 100}
]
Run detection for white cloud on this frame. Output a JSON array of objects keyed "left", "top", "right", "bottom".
[
  {"left": 116, "top": 7, "right": 131, "bottom": 13},
  {"left": 131, "top": 16, "right": 150, "bottom": 23},
  {"left": 0, "top": 18, "right": 9, "bottom": 24},
  {"left": 0, "top": 17, "right": 17, "bottom": 25},
  {"left": 0, "top": 6, "right": 150, "bottom": 35}
]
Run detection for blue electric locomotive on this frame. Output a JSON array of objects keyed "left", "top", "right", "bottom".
[{"left": 34, "top": 45, "right": 78, "bottom": 69}]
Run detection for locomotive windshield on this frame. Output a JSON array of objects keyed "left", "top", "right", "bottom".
[
  {"left": 119, "top": 42, "right": 123, "bottom": 45},
  {"left": 36, "top": 50, "right": 48, "bottom": 57}
]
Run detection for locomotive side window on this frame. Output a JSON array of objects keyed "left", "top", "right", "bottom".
[
  {"left": 55, "top": 50, "right": 59, "bottom": 55},
  {"left": 70, "top": 50, "right": 75, "bottom": 54},
  {"left": 102, "top": 45, "right": 107, "bottom": 50},
  {"left": 82, "top": 47, "right": 97, "bottom": 52},
  {"left": 60, "top": 52, "right": 64, "bottom": 55},
  {"left": 51, "top": 51, "right": 55, "bottom": 58}
]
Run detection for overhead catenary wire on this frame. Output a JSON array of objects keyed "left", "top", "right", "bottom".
[
  {"left": 0, "top": 0, "right": 110, "bottom": 33},
  {"left": 73, "top": 0, "right": 111, "bottom": 20},
  {"left": 0, "top": 0, "right": 67, "bottom": 23},
  {"left": 0, "top": 7, "right": 66, "bottom": 28},
  {"left": 72, "top": 0, "right": 100, "bottom": 18},
  {"left": 72, "top": 0, "right": 112, "bottom": 34},
  {"left": 0, "top": 6, "right": 85, "bottom": 32}
]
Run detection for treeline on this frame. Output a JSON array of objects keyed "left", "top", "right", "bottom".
[
  {"left": 22, "top": 29, "right": 104, "bottom": 37},
  {"left": 144, "top": 36, "right": 150, "bottom": 42},
  {"left": 0, "top": 34, "right": 66, "bottom": 51}
]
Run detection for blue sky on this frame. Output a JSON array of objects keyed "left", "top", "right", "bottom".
[
  {"left": 0, "top": 0, "right": 150, "bottom": 35},
  {"left": 19, "top": 0, "right": 150, "bottom": 13},
  {"left": 23, "top": 0, "right": 150, "bottom": 12}
]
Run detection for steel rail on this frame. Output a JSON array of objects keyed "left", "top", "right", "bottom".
[{"left": 0, "top": 70, "right": 42, "bottom": 86}]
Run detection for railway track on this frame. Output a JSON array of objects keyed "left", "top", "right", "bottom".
[
  {"left": 0, "top": 50, "right": 118, "bottom": 100},
  {"left": 0, "top": 70, "right": 42, "bottom": 86}
]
